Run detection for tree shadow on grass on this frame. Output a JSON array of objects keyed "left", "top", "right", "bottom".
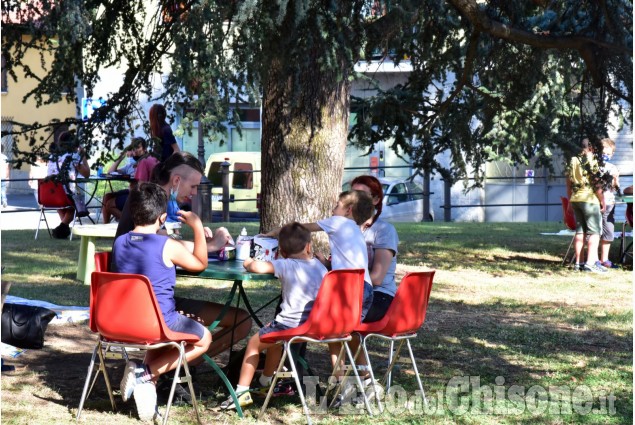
[
  {"left": 2, "top": 289, "right": 631, "bottom": 424},
  {"left": 362, "top": 298, "right": 632, "bottom": 424}
]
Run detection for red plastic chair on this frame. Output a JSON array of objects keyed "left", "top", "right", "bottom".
[
  {"left": 35, "top": 179, "right": 92, "bottom": 240},
  {"left": 77, "top": 271, "right": 202, "bottom": 424},
  {"left": 560, "top": 196, "right": 580, "bottom": 266},
  {"left": 258, "top": 269, "right": 371, "bottom": 424},
  {"left": 94, "top": 252, "right": 111, "bottom": 272},
  {"left": 620, "top": 202, "right": 633, "bottom": 263},
  {"left": 352, "top": 271, "right": 435, "bottom": 411}
]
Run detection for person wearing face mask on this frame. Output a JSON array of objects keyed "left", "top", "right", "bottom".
[
  {"left": 598, "top": 138, "right": 620, "bottom": 268},
  {"left": 102, "top": 138, "right": 159, "bottom": 223},
  {"left": 114, "top": 152, "right": 251, "bottom": 377}
]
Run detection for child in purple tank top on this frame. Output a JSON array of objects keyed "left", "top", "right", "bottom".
[{"left": 112, "top": 182, "right": 211, "bottom": 420}]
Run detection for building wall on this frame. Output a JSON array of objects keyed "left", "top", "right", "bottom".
[{"left": 2, "top": 34, "right": 77, "bottom": 192}]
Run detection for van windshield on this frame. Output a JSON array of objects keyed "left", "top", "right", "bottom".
[
  {"left": 233, "top": 162, "right": 253, "bottom": 189},
  {"left": 208, "top": 162, "right": 222, "bottom": 187}
]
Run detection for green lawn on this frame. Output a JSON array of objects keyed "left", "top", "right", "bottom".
[{"left": 1, "top": 222, "right": 632, "bottom": 424}]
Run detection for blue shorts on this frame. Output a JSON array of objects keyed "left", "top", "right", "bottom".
[
  {"left": 360, "top": 283, "right": 374, "bottom": 322},
  {"left": 259, "top": 320, "right": 292, "bottom": 337},
  {"left": 167, "top": 313, "right": 206, "bottom": 340}
]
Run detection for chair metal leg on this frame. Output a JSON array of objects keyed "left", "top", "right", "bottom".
[
  {"left": 284, "top": 342, "right": 314, "bottom": 425},
  {"left": 360, "top": 336, "right": 383, "bottom": 412},
  {"left": 259, "top": 343, "right": 289, "bottom": 420},
  {"left": 386, "top": 340, "right": 395, "bottom": 390},
  {"left": 405, "top": 339, "right": 427, "bottom": 407},
  {"left": 77, "top": 344, "right": 99, "bottom": 420},
  {"left": 343, "top": 341, "right": 373, "bottom": 416},
  {"left": 77, "top": 340, "right": 117, "bottom": 421},
  {"left": 326, "top": 343, "right": 349, "bottom": 405},
  {"left": 562, "top": 234, "right": 575, "bottom": 266},
  {"left": 161, "top": 344, "right": 201, "bottom": 425}
]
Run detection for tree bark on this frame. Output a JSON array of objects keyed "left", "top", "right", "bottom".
[{"left": 260, "top": 54, "right": 350, "bottom": 247}]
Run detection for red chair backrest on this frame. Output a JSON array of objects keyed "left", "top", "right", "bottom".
[
  {"left": 293, "top": 269, "right": 365, "bottom": 340},
  {"left": 377, "top": 271, "right": 435, "bottom": 337},
  {"left": 38, "top": 179, "right": 74, "bottom": 208},
  {"left": 560, "top": 197, "right": 577, "bottom": 231},
  {"left": 90, "top": 271, "right": 199, "bottom": 344},
  {"left": 627, "top": 203, "right": 633, "bottom": 227},
  {"left": 94, "top": 252, "right": 112, "bottom": 273}
]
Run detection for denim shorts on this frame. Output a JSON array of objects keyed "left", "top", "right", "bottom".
[
  {"left": 360, "top": 283, "right": 374, "bottom": 322},
  {"left": 167, "top": 313, "right": 206, "bottom": 340},
  {"left": 259, "top": 320, "right": 292, "bottom": 337}
]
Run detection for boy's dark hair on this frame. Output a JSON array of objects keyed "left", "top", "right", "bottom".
[
  {"left": 279, "top": 222, "right": 311, "bottom": 257},
  {"left": 339, "top": 190, "right": 375, "bottom": 225},
  {"left": 129, "top": 182, "right": 168, "bottom": 226},
  {"left": 130, "top": 137, "right": 147, "bottom": 150}
]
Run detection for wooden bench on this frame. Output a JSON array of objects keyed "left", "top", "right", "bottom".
[{"left": 72, "top": 223, "right": 118, "bottom": 285}]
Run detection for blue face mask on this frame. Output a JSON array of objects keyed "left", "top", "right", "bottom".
[
  {"left": 166, "top": 181, "right": 180, "bottom": 223},
  {"left": 602, "top": 154, "right": 611, "bottom": 162}
]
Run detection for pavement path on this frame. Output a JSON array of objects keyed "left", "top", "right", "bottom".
[{"left": 1, "top": 193, "right": 100, "bottom": 231}]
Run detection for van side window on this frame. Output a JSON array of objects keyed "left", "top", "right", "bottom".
[
  {"left": 208, "top": 162, "right": 222, "bottom": 187},
  {"left": 233, "top": 162, "right": 253, "bottom": 189}
]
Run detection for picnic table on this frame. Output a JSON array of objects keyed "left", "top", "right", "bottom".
[
  {"left": 176, "top": 258, "right": 278, "bottom": 418},
  {"left": 72, "top": 223, "right": 118, "bottom": 285}
]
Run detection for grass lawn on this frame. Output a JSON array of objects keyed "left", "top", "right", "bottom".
[{"left": 1, "top": 221, "right": 632, "bottom": 424}]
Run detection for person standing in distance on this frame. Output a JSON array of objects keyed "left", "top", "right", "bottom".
[{"left": 149, "top": 104, "right": 180, "bottom": 162}]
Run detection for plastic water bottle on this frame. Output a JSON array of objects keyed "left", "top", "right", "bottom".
[{"left": 235, "top": 227, "right": 250, "bottom": 261}]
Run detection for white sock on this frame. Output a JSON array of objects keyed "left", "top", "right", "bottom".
[
  {"left": 259, "top": 374, "right": 272, "bottom": 387},
  {"left": 236, "top": 384, "right": 249, "bottom": 394}
]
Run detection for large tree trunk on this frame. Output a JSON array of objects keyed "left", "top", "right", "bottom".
[{"left": 260, "top": 55, "right": 351, "bottom": 245}]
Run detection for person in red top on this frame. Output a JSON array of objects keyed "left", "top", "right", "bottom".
[{"left": 102, "top": 138, "right": 159, "bottom": 223}]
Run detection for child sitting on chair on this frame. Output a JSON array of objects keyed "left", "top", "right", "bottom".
[
  {"left": 266, "top": 190, "right": 375, "bottom": 320},
  {"left": 220, "top": 222, "right": 327, "bottom": 410},
  {"left": 111, "top": 182, "right": 210, "bottom": 421},
  {"left": 265, "top": 190, "right": 375, "bottom": 377}
]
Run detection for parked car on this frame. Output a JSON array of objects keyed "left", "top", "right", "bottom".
[{"left": 344, "top": 176, "right": 433, "bottom": 222}]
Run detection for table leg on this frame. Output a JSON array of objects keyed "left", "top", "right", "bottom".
[
  {"left": 77, "top": 236, "right": 97, "bottom": 285},
  {"left": 207, "top": 280, "right": 239, "bottom": 332},
  {"left": 76, "top": 236, "right": 89, "bottom": 282},
  {"left": 237, "top": 284, "right": 283, "bottom": 329}
]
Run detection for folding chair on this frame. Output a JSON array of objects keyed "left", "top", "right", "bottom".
[
  {"left": 352, "top": 271, "right": 435, "bottom": 412},
  {"left": 560, "top": 196, "right": 580, "bottom": 266},
  {"left": 35, "top": 179, "right": 93, "bottom": 240},
  {"left": 77, "top": 271, "right": 202, "bottom": 424},
  {"left": 620, "top": 202, "right": 633, "bottom": 264},
  {"left": 258, "top": 269, "right": 372, "bottom": 425}
]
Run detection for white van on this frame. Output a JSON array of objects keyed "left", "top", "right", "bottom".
[{"left": 204, "top": 152, "right": 261, "bottom": 218}]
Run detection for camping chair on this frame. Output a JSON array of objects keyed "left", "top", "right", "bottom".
[
  {"left": 560, "top": 196, "right": 580, "bottom": 266},
  {"left": 620, "top": 202, "right": 633, "bottom": 264},
  {"left": 258, "top": 269, "right": 372, "bottom": 425},
  {"left": 77, "top": 272, "right": 202, "bottom": 425},
  {"left": 350, "top": 271, "right": 435, "bottom": 412},
  {"left": 35, "top": 179, "right": 93, "bottom": 240}
]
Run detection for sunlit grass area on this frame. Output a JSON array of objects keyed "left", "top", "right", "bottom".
[{"left": 1, "top": 221, "right": 632, "bottom": 424}]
